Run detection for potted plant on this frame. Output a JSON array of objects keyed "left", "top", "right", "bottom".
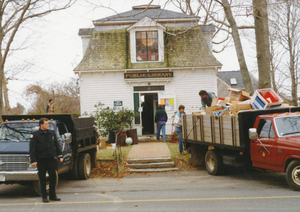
[{"left": 92, "top": 102, "right": 137, "bottom": 145}]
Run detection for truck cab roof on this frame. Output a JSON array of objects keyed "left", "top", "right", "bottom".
[{"left": 258, "top": 112, "right": 300, "bottom": 119}]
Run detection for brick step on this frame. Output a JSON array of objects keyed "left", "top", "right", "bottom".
[
  {"left": 126, "top": 167, "right": 179, "bottom": 173},
  {"left": 125, "top": 161, "right": 175, "bottom": 169},
  {"left": 127, "top": 157, "right": 172, "bottom": 164}
]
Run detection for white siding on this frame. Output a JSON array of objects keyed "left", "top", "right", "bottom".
[
  {"left": 80, "top": 72, "right": 133, "bottom": 115},
  {"left": 161, "top": 68, "right": 217, "bottom": 135},
  {"left": 79, "top": 68, "right": 217, "bottom": 135},
  {"left": 166, "top": 68, "right": 217, "bottom": 114}
]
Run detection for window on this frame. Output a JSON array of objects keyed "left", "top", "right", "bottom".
[
  {"left": 136, "top": 31, "right": 158, "bottom": 61},
  {"left": 230, "top": 78, "right": 237, "bottom": 85},
  {"left": 257, "top": 119, "right": 275, "bottom": 138},
  {"left": 275, "top": 116, "right": 300, "bottom": 136},
  {"left": 127, "top": 17, "right": 165, "bottom": 63}
]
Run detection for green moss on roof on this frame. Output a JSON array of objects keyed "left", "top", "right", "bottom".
[{"left": 74, "top": 26, "right": 222, "bottom": 72}]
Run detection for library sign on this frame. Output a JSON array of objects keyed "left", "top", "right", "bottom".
[{"left": 124, "top": 72, "right": 174, "bottom": 79}]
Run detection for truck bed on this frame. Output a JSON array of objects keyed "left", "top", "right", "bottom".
[{"left": 184, "top": 107, "right": 300, "bottom": 151}]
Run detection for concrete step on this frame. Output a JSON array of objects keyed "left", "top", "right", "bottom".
[
  {"left": 125, "top": 161, "right": 175, "bottom": 169},
  {"left": 126, "top": 167, "right": 179, "bottom": 172},
  {"left": 127, "top": 157, "right": 172, "bottom": 164}
]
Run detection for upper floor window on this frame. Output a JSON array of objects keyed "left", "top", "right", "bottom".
[
  {"left": 136, "top": 31, "right": 158, "bottom": 62},
  {"left": 127, "top": 16, "right": 165, "bottom": 63}
]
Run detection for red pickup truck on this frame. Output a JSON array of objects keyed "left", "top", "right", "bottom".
[{"left": 184, "top": 107, "right": 300, "bottom": 190}]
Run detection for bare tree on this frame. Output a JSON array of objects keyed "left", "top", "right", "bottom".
[
  {"left": 0, "top": 0, "right": 76, "bottom": 119},
  {"left": 219, "top": 0, "right": 253, "bottom": 94},
  {"left": 171, "top": 0, "right": 254, "bottom": 93},
  {"left": 253, "top": 0, "right": 271, "bottom": 89},
  {"left": 26, "top": 78, "right": 80, "bottom": 114},
  {"left": 269, "top": 0, "right": 300, "bottom": 105}
]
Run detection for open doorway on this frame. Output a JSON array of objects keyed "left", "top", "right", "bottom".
[{"left": 141, "top": 93, "right": 158, "bottom": 135}]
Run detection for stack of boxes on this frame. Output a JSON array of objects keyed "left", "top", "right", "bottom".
[{"left": 204, "top": 88, "right": 284, "bottom": 116}]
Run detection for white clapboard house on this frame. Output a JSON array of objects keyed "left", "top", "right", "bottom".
[{"left": 74, "top": 5, "right": 222, "bottom": 136}]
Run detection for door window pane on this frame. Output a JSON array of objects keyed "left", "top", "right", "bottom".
[{"left": 257, "top": 119, "right": 275, "bottom": 138}]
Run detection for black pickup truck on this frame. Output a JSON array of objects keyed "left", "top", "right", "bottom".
[{"left": 0, "top": 114, "right": 98, "bottom": 195}]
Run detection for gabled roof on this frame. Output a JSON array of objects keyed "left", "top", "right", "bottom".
[
  {"left": 217, "top": 70, "right": 245, "bottom": 89},
  {"left": 93, "top": 5, "right": 199, "bottom": 25},
  {"left": 127, "top": 16, "right": 166, "bottom": 31},
  {"left": 217, "top": 70, "right": 259, "bottom": 90}
]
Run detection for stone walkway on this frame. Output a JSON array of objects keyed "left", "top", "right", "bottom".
[{"left": 127, "top": 142, "right": 171, "bottom": 159}]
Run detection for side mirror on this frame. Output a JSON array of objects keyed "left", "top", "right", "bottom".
[
  {"left": 249, "top": 128, "right": 258, "bottom": 139},
  {"left": 64, "top": 132, "right": 72, "bottom": 143}
]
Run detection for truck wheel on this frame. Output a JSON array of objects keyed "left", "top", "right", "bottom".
[
  {"left": 286, "top": 160, "right": 300, "bottom": 191},
  {"left": 78, "top": 153, "right": 91, "bottom": 180},
  {"left": 69, "top": 156, "right": 79, "bottom": 180},
  {"left": 90, "top": 149, "right": 97, "bottom": 168},
  {"left": 205, "top": 150, "right": 222, "bottom": 175},
  {"left": 32, "top": 170, "right": 59, "bottom": 196}
]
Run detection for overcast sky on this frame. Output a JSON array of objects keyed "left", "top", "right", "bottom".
[{"left": 7, "top": 0, "right": 255, "bottom": 110}]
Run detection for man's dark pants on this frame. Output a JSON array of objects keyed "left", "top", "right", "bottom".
[{"left": 37, "top": 158, "right": 57, "bottom": 198}]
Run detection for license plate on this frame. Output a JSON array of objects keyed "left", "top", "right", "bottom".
[{"left": 0, "top": 174, "right": 5, "bottom": 181}]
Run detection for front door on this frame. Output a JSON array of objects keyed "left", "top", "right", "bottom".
[
  {"left": 250, "top": 119, "right": 277, "bottom": 167},
  {"left": 141, "top": 93, "right": 158, "bottom": 135}
]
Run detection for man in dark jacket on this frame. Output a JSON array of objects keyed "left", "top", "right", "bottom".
[
  {"left": 155, "top": 104, "right": 168, "bottom": 142},
  {"left": 30, "top": 118, "right": 63, "bottom": 203}
]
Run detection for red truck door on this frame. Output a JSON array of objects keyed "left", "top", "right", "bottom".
[{"left": 250, "top": 119, "right": 278, "bottom": 167}]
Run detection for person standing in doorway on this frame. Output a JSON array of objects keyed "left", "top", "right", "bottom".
[
  {"left": 155, "top": 104, "right": 168, "bottom": 142},
  {"left": 174, "top": 105, "right": 186, "bottom": 155},
  {"left": 199, "top": 90, "right": 217, "bottom": 111},
  {"left": 30, "top": 118, "right": 63, "bottom": 203},
  {"left": 46, "top": 99, "right": 54, "bottom": 114}
]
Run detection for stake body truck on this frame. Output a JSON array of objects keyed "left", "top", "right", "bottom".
[
  {"left": 0, "top": 114, "right": 98, "bottom": 195},
  {"left": 184, "top": 107, "right": 300, "bottom": 190}
]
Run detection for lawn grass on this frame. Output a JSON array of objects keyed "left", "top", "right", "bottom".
[
  {"left": 166, "top": 142, "right": 191, "bottom": 164},
  {"left": 96, "top": 143, "right": 132, "bottom": 160}
]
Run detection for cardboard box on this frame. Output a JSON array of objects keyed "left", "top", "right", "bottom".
[
  {"left": 211, "top": 98, "right": 218, "bottom": 106},
  {"left": 280, "top": 103, "right": 290, "bottom": 108},
  {"left": 228, "top": 88, "right": 251, "bottom": 101},
  {"left": 205, "top": 105, "right": 223, "bottom": 115},
  {"left": 230, "top": 103, "right": 252, "bottom": 115},
  {"left": 98, "top": 138, "right": 106, "bottom": 149},
  {"left": 212, "top": 110, "right": 230, "bottom": 116},
  {"left": 224, "top": 97, "right": 231, "bottom": 103}
]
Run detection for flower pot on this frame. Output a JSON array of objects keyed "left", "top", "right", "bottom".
[
  {"left": 115, "top": 130, "right": 127, "bottom": 146},
  {"left": 126, "top": 128, "right": 138, "bottom": 144}
]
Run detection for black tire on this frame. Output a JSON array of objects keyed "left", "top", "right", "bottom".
[
  {"left": 205, "top": 150, "right": 223, "bottom": 175},
  {"left": 69, "top": 156, "right": 79, "bottom": 180},
  {"left": 286, "top": 160, "right": 300, "bottom": 191},
  {"left": 78, "top": 153, "right": 91, "bottom": 180},
  {"left": 31, "top": 170, "right": 58, "bottom": 196},
  {"left": 90, "top": 149, "right": 97, "bottom": 169}
]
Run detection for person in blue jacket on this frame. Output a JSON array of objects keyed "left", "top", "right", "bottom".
[
  {"left": 155, "top": 104, "right": 168, "bottom": 142},
  {"left": 174, "top": 105, "right": 186, "bottom": 155}
]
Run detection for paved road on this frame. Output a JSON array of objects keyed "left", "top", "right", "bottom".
[{"left": 1, "top": 168, "right": 300, "bottom": 211}]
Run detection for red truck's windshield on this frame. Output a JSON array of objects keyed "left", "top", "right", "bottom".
[{"left": 275, "top": 116, "right": 300, "bottom": 136}]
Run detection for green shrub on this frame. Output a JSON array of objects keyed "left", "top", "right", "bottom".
[{"left": 92, "top": 102, "right": 136, "bottom": 137}]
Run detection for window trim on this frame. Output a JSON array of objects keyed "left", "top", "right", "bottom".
[
  {"left": 136, "top": 31, "right": 159, "bottom": 62},
  {"left": 129, "top": 26, "right": 164, "bottom": 63}
]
